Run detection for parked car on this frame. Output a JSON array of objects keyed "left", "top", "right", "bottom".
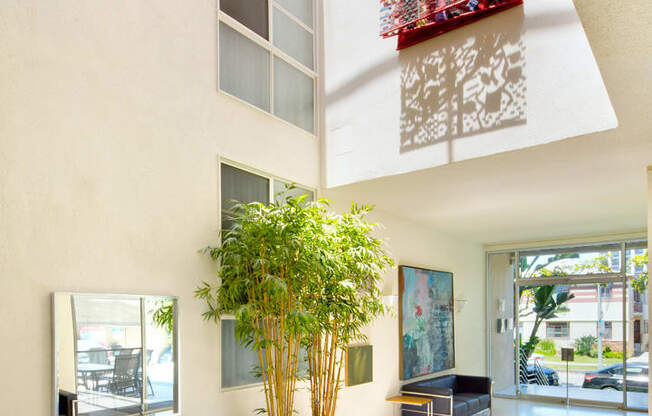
[
  {"left": 524, "top": 365, "right": 559, "bottom": 386},
  {"left": 582, "top": 363, "right": 648, "bottom": 392}
]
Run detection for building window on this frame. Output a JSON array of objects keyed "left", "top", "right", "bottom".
[
  {"left": 219, "top": 160, "right": 314, "bottom": 389},
  {"left": 218, "top": 0, "right": 316, "bottom": 134},
  {"left": 546, "top": 322, "right": 569, "bottom": 338},
  {"left": 598, "top": 321, "right": 613, "bottom": 339}
]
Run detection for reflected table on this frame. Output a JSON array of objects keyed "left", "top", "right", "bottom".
[{"left": 77, "top": 363, "right": 112, "bottom": 391}]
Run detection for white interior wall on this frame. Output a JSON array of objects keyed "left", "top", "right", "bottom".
[
  {"left": 0, "top": 1, "right": 486, "bottom": 415},
  {"left": 320, "top": 201, "right": 486, "bottom": 416},
  {"left": 323, "top": 0, "right": 617, "bottom": 187},
  {"left": 0, "top": 1, "right": 319, "bottom": 415}
]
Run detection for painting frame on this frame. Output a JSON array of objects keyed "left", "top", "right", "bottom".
[{"left": 398, "top": 265, "right": 455, "bottom": 380}]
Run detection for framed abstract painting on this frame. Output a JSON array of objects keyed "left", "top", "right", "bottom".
[{"left": 399, "top": 265, "right": 455, "bottom": 380}]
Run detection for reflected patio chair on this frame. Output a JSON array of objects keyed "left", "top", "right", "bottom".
[{"left": 107, "top": 353, "right": 141, "bottom": 396}]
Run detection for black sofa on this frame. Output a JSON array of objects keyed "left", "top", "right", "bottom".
[{"left": 400, "top": 374, "right": 492, "bottom": 416}]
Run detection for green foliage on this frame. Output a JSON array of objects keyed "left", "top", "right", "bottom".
[
  {"left": 520, "top": 281, "right": 574, "bottom": 361},
  {"left": 604, "top": 350, "right": 623, "bottom": 359},
  {"left": 631, "top": 251, "right": 648, "bottom": 294},
  {"left": 575, "top": 335, "right": 597, "bottom": 356},
  {"left": 151, "top": 298, "right": 174, "bottom": 334},
  {"left": 195, "top": 190, "right": 393, "bottom": 416},
  {"left": 535, "top": 339, "right": 556, "bottom": 355}
]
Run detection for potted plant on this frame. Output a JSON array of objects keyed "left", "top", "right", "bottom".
[{"left": 196, "top": 193, "right": 392, "bottom": 416}]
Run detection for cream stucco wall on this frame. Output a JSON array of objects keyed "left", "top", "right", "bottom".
[
  {"left": 323, "top": 0, "right": 617, "bottom": 187},
  {"left": 0, "top": 0, "right": 320, "bottom": 415},
  {"left": 0, "top": 1, "right": 486, "bottom": 415}
]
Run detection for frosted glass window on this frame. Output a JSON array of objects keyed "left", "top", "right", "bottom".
[
  {"left": 220, "top": 0, "right": 269, "bottom": 40},
  {"left": 273, "top": 8, "right": 313, "bottom": 70},
  {"left": 221, "top": 319, "right": 261, "bottom": 388},
  {"left": 219, "top": 23, "right": 270, "bottom": 111},
  {"left": 221, "top": 164, "right": 269, "bottom": 230},
  {"left": 275, "top": 0, "right": 313, "bottom": 28},
  {"left": 274, "top": 58, "right": 314, "bottom": 133},
  {"left": 274, "top": 180, "right": 314, "bottom": 205}
]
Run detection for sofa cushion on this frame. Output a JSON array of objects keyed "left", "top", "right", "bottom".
[
  {"left": 455, "top": 394, "right": 481, "bottom": 414},
  {"left": 452, "top": 398, "right": 469, "bottom": 416}
]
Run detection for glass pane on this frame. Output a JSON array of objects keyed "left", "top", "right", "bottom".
[
  {"left": 626, "top": 277, "right": 648, "bottom": 410},
  {"left": 275, "top": 0, "right": 313, "bottom": 28},
  {"left": 273, "top": 179, "right": 314, "bottom": 205},
  {"left": 273, "top": 57, "right": 314, "bottom": 133},
  {"left": 219, "top": 23, "right": 270, "bottom": 112},
  {"left": 519, "top": 283, "right": 625, "bottom": 406},
  {"left": 220, "top": 0, "right": 269, "bottom": 40},
  {"left": 73, "top": 295, "right": 143, "bottom": 415},
  {"left": 221, "top": 319, "right": 261, "bottom": 388},
  {"left": 273, "top": 8, "right": 313, "bottom": 69},
  {"left": 221, "top": 164, "right": 270, "bottom": 230},
  {"left": 487, "top": 252, "right": 517, "bottom": 397},
  {"left": 144, "top": 298, "right": 175, "bottom": 411},
  {"left": 520, "top": 244, "right": 622, "bottom": 280}
]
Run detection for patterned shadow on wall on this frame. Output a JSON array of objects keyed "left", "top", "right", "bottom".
[{"left": 399, "top": 8, "right": 526, "bottom": 154}]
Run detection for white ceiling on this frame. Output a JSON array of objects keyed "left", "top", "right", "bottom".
[{"left": 324, "top": 0, "right": 652, "bottom": 245}]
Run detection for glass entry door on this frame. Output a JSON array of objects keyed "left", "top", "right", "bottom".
[
  {"left": 518, "top": 282, "right": 625, "bottom": 406},
  {"left": 488, "top": 240, "right": 648, "bottom": 412}
]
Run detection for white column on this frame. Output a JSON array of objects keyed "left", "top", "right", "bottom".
[{"left": 647, "top": 167, "right": 652, "bottom": 411}]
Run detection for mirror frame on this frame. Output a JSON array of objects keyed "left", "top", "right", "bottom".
[{"left": 51, "top": 292, "right": 180, "bottom": 416}]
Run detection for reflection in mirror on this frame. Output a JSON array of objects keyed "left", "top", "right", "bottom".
[{"left": 53, "top": 293, "right": 179, "bottom": 416}]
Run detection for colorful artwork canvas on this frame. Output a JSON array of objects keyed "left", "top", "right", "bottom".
[{"left": 399, "top": 265, "right": 455, "bottom": 380}]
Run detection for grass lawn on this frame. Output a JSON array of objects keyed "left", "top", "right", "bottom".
[{"left": 536, "top": 352, "right": 622, "bottom": 371}]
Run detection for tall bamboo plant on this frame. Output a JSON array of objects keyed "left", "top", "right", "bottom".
[
  {"left": 304, "top": 204, "right": 392, "bottom": 416},
  {"left": 195, "top": 193, "right": 392, "bottom": 416},
  {"left": 196, "top": 196, "right": 321, "bottom": 416},
  {"left": 195, "top": 196, "right": 392, "bottom": 416}
]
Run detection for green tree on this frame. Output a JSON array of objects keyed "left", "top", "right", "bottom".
[
  {"left": 519, "top": 282, "right": 574, "bottom": 359},
  {"left": 631, "top": 251, "right": 649, "bottom": 294}
]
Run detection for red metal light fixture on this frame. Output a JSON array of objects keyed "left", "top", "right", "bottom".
[{"left": 380, "top": 0, "right": 524, "bottom": 50}]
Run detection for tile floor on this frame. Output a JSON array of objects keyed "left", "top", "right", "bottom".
[{"left": 492, "top": 398, "right": 648, "bottom": 415}]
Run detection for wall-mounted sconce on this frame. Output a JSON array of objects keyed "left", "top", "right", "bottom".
[
  {"left": 455, "top": 295, "right": 468, "bottom": 313},
  {"left": 382, "top": 295, "right": 398, "bottom": 309}
]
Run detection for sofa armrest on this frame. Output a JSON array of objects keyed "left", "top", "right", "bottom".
[{"left": 456, "top": 375, "right": 491, "bottom": 395}]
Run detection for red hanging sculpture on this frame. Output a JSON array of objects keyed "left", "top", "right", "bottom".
[{"left": 380, "top": 0, "right": 524, "bottom": 50}]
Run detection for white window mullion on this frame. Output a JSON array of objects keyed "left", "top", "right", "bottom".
[
  {"left": 219, "top": 11, "right": 273, "bottom": 52},
  {"left": 268, "top": 0, "right": 275, "bottom": 114},
  {"left": 272, "top": 3, "right": 314, "bottom": 34}
]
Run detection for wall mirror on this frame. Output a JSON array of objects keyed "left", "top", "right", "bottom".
[{"left": 52, "top": 293, "right": 179, "bottom": 416}]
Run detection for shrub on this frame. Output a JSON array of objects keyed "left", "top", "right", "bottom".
[
  {"left": 575, "top": 335, "right": 597, "bottom": 356},
  {"left": 536, "top": 339, "right": 556, "bottom": 355},
  {"left": 604, "top": 351, "right": 623, "bottom": 359}
]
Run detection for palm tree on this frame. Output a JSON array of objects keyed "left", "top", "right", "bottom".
[{"left": 519, "top": 284, "right": 574, "bottom": 359}]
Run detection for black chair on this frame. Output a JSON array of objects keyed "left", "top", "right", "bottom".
[
  {"left": 106, "top": 353, "right": 141, "bottom": 396},
  {"left": 58, "top": 390, "right": 77, "bottom": 416},
  {"left": 401, "top": 374, "right": 492, "bottom": 416}
]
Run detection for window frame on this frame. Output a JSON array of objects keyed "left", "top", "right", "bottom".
[
  {"left": 217, "top": 0, "right": 319, "bottom": 136},
  {"left": 546, "top": 322, "right": 569, "bottom": 339},
  {"left": 599, "top": 321, "right": 613, "bottom": 340},
  {"left": 217, "top": 158, "right": 317, "bottom": 391}
]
